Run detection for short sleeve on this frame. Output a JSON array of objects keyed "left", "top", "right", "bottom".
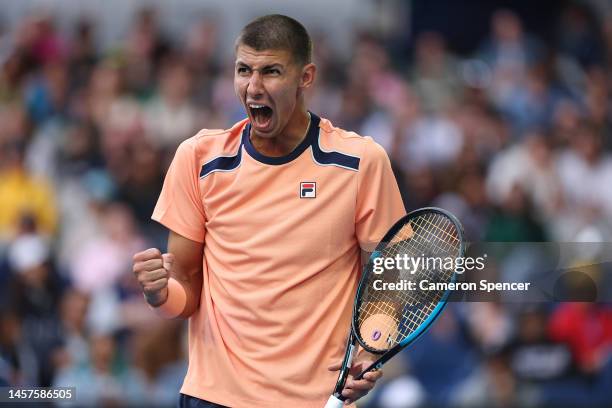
[
  {"left": 355, "top": 139, "right": 405, "bottom": 251},
  {"left": 152, "top": 139, "right": 206, "bottom": 243}
]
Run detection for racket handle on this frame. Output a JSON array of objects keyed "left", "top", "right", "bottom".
[{"left": 323, "top": 395, "right": 345, "bottom": 408}]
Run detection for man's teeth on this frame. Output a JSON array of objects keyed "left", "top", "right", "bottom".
[{"left": 249, "top": 104, "right": 266, "bottom": 109}]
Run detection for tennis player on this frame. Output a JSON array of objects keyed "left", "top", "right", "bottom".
[{"left": 133, "top": 14, "right": 405, "bottom": 408}]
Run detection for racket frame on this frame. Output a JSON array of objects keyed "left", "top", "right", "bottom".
[{"left": 331, "top": 207, "right": 465, "bottom": 399}]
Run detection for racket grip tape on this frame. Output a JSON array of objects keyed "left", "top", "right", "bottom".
[{"left": 323, "top": 395, "right": 345, "bottom": 408}]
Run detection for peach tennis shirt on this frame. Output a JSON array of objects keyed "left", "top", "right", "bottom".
[{"left": 152, "top": 113, "right": 405, "bottom": 407}]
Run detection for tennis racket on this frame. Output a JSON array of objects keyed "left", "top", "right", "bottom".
[{"left": 324, "top": 207, "right": 464, "bottom": 407}]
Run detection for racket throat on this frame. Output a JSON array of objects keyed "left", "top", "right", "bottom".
[{"left": 345, "top": 343, "right": 356, "bottom": 368}]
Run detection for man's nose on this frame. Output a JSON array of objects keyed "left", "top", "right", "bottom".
[{"left": 247, "top": 71, "right": 264, "bottom": 98}]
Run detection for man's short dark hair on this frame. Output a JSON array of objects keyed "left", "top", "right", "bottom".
[{"left": 236, "top": 14, "right": 312, "bottom": 66}]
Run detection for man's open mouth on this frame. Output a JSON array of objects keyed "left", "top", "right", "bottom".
[{"left": 248, "top": 103, "right": 274, "bottom": 129}]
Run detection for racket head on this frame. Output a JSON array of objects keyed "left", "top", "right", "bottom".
[{"left": 352, "top": 207, "right": 465, "bottom": 354}]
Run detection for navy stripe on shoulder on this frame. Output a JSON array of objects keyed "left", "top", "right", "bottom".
[
  {"left": 311, "top": 132, "right": 360, "bottom": 171},
  {"left": 199, "top": 147, "right": 242, "bottom": 179}
]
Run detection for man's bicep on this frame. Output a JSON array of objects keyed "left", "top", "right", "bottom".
[{"left": 168, "top": 230, "right": 203, "bottom": 268}]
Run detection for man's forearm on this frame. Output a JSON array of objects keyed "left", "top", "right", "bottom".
[
  {"left": 162, "top": 230, "right": 205, "bottom": 318},
  {"left": 173, "top": 272, "right": 202, "bottom": 318}
]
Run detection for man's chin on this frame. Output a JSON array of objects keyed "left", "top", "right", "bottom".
[
  {"left": 251, "top": 130, "right": 278, "bottom": 140},
  {"left": 251, "top": 122, "right": 277, "bottom": 138}
]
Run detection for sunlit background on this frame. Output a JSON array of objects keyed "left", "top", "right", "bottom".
[{"left": 0, "top": 0, "right": 611, "bottom": 406}]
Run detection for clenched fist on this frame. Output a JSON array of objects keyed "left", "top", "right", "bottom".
[{"left": 133, "top": 248, "right": 175, "bottom": 307}]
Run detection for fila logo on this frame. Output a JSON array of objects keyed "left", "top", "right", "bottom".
[{"left": 300, "top": 182, "right": 316, "bottom": 198}]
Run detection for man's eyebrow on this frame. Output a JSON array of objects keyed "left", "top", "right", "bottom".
[
  {"left": 235, "top": 61, "right": 285, "bottom": 70},
  {"left": 262, "top": 64, "right": 284, "bottom": 70}
]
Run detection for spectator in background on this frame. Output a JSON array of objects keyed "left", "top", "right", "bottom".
[
  {"left": 53, "top": 334, "right": 144, "bottom": 406},
  {"left": 51, "top": 289, "right": 90, "bottom": 375},
  {"left": 0, "top": 306, "right": 38, "bottom": 386},
  {"left": 484, "top": 184, "right": 547, "bottom": 242},
  {"left": 480, "top": 8, "right": 544, "bottom": 83},
  {"left": 549, "top": 302, "right": 612, "bottom": 375},
  {"left": 304, "top": 33, "right": 344, "bottom": 129},
  {"left": 397, "top": 108, "right": 464, "bottom": 174},
  {"left": 556, "top": 2, "right": 605, "bottom": 69},
  {"left": 454, "top": 351, "right": 529, "bottom": 408},
  {"left": 115, "top": 141, "right": 165, "bottom": 227},
  {"left": 185, "top": 16, "right": 220, "bottom": 106},
  {"left": 505, "top": 308, "right": 575, "bottom": 382},
  {"left": 57, "top": 120, "right": 104, "bottom": 177},
  {"left": 8, "top": 13, "right": 65, "bottom": 71},
  {"left": 144, "top": 57, "right": 199, "bottom": 150},
  {"left": 403, "top": 309, "right": 477, "bottom": 407},
  {"left": 434, "top": 169, "right": 490, "bottom": 241},
  {"left": 68, "top": 202, "right": 145, "bottom": 294},
  {"left": 6, "top": 232, "right": 65, "bottom": 386},
  {"left": 398, "top": 32, "right": 465, "bottom": 177},
  {"left": 122, "top": 7, "right": 172, "bottom": 98},
  {"left": 67, "top": 18, "right": 98, "bottom": 92},
  {"left": 464, "top": 302, "right": 513, "bottom": 355},
  {"left": 129, "top": 321, "right": 187, "bottom": 406},
  {"left": 335, "top": 84, "right": 372, "bottom": 134},
  {"left": 479, "top": 9, "right": 545, "bottom": 133},
  {"left": 549, "top": 98, "right": 582, "bottom": 146},
  {"left": 88, "top": 61, "right": 143, "bottom": 157},
  {"left": 582, "top": 65, "right": 610, "bottom": 128},
  {"left": 0, "top": 119, "right": 58, "bottom": 240},
  {"left": 450, "top": 98, "right": 508, "bottom": 167},
  {"left": 409, "top": 31, "right": 461, "bottom": 114},
  {"left": 499, "top": 65, "right": 560, "bottom": 135},
  {"left": 24, "top": 60, "right": 69, "bottom": 125},
  {"left": 54, "top": 168, "right": 116, "bottom": 278},
  {"left": 486, "top": 133, "right": 563, "bottom": 225},
  {"left": 556, "top": 121, "right": 612, "bottom": 239}
]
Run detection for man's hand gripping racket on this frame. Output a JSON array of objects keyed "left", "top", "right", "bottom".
[{"left": 324, "top": 207, "right": 465, "bottom": 407}]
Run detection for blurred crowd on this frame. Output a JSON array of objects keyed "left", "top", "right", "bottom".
[{"left": 0, "top": 3, "right": 611, "bottom": 407}]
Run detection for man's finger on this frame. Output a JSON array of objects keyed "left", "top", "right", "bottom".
[
  {"left": 138, "top": 269, "right": 169, "bottom": 285},
  {"left": 133, "top": 248, "right": 162, "bottom": 262},
  {"left": 345, "top": 378, "right": 377, "bottom": 391},
  {"left": 137, "top": 258, "right": 164, "bottom": 272},
  {"left": 341, "top": 387, "right": 368, "bottom": 401},
  {"left": 361, "top": 370, "right": 383, "bottom": 382},
  {"left": 143, "top": 277, "right": 169, "bottom": 293},
  {"left": 328, "top": 361, "right": 342, "bottom": 371},
  {"left": 162, "top": 253, "right": 175, "bottom": 270}
]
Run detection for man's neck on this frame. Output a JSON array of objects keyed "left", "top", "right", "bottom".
[{"left": 250, "top": 110, "right": 311, "bottom": 157}]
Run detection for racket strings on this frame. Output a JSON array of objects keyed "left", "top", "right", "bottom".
[{"left": 357, "top": 212, "right": 461, "bottom": 352}]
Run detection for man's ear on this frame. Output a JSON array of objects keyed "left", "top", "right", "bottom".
[{"left": 299, "top": 63, "right": 316, "bottom": 89}]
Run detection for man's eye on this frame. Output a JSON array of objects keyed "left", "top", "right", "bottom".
[
  {"left": 237, "top": 67, "right": 249, "bottom": 74},
  {"left": 266, "top": 69, "right": 280, "bottom": 75}
]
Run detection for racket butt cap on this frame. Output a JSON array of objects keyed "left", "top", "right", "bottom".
[{"left": 323, "top": 395, "right": 345, "bottom": 408}]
